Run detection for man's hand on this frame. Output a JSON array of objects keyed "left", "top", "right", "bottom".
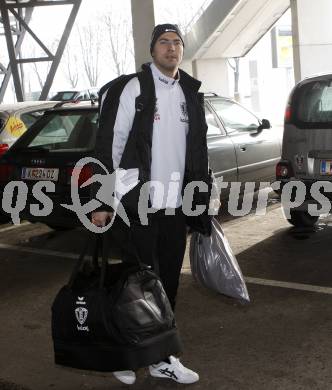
[{"left": 91, "top": 211, "right": 114, "bottom": 227}]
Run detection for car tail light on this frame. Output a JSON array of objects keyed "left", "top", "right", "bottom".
[
  {"left": 284, "top": 104, "right": 292, "bottom": 124},
  {"left": 0, "top": 164, "right": 14, "bottom": 181},
  {"left": 0, "top": 143, "right": 9, "bottom": 157},
  {"left": 67, "top": 165, "right": 93, "bottom": 187},
  {"left": 276, "top": 160, "right": 293, "bottom": 179}
]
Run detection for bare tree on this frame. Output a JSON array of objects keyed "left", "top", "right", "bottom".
[
  {"left": 158, "top": 0, "right": 200, "bottom": 34},
  {"left": 63, "top": 43, "right": 79, "bottom": 88},
  {"left": 31, "top": 58, "right": 46, "bottom": 91},
  {"left": 28, "top": 40, "right": 58, "bottom": 94},
  {"left": 78, "top": 24, "right": 101, "bottom": 87},
  {"left": 104, "top": 10, "right": 134, "bottom": 77}
]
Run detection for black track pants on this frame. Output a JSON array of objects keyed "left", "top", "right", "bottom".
[{"left": 112, "top": 211, "right": 187, "bottom": 310}]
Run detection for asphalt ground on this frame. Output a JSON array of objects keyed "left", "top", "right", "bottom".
[{"left": 1, "top": 198, "right": 332, "bottom": 390}]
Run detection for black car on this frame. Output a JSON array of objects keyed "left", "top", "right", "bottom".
[
  {"left": 0, "top": 98, "right": 280, "bottom": 228},
  {"left": 0, "top": 102, "right": 97, "bottom": 228}
]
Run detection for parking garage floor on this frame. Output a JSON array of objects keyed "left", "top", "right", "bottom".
[{"left": 1, "top": 202, "right": 332, "bottom": 390}]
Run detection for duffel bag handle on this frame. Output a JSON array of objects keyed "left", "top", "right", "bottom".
[
  {"left": 93, "top": 232, "right": 146, "bottom": 288},
  {"left": 100, "top": 233, "right": 146, "bottom": 288},
  {"left": 67, "top": 229, "right": 145, "bottom": 290},
  {"left": 67, "top": 231, "right": 101, "bottom": 289}
]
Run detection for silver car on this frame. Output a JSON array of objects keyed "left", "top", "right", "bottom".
[
  {"left": 277, "top": 73, "right": 332, "bottom": 227},
  {"left": 206, "top": 94, "right": 281, "bottom": 198}
]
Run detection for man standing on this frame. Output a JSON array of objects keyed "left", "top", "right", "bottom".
[{"left": 91, "top": 24, "right": 211, "bottom": 385}]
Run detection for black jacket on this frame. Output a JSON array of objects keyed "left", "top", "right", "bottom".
[{"left": 92, "top": 63, "right": 212, "bottom": 234}]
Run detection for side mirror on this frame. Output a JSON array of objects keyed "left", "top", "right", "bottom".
[{"left": 258, "top": 119, "right": 271, "bottom": 131}]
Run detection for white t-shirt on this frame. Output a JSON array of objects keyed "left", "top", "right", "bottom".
[{"left": 100, "top": 63, "right": 189, "bottom": 209}]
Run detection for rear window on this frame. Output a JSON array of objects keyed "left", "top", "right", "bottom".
[
  {"left": 20, "top": 110, "right": 45, "bottom": 128},
  {"left": 295, "top": 79, "right": 332, "bottom": 124},
  {"left": 14, "top": 110, "right": 98, "bottom": 151}
]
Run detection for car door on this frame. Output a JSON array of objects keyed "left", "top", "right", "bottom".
[
  {"left": 205, "top": 102, "right": 238, "bottom": 190},
  {"left": 210, "top": 98, "right": 280, "bottom": 183}
]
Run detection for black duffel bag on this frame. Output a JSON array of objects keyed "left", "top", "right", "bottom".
[{"left": 51, "top": 233, "right": 182, "bottom": 372}]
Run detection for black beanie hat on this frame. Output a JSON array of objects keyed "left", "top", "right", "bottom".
[{"left": 150, "top": 23, "right": 184, "bottom": 54}]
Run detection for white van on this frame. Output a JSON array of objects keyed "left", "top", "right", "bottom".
[{"left": 277, "top": 73, "right": 332, "bottom": 227}]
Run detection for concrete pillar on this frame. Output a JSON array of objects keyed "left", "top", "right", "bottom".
[
  {"left": 131, "top": 0, "right": 155, "bottom": 71},
  {"left": 291, "top": 0, "right": 332, "bottom": 83},
  {"left": 192, "top": 58, "right": 231, "bottom": 96}
]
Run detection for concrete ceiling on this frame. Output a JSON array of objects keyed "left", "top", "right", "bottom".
[{"left": 184, "top": 0, "right": 290, "bottom": 60}]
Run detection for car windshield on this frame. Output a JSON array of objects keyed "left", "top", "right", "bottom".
[
  {"left": 296, "top": 79, "right": 332, "bottom": 123},
  {"left": 50, "top": 91, "right": 77, "bottom": 101},
  {"left": 14, "top": 110, "right": 98, "bottom": 152}
]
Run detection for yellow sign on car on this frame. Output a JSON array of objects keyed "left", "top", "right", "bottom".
[{"left": 5, "top": 116, "right": 27, "bottom": 137}]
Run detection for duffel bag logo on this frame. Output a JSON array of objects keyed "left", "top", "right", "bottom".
[{"left": 75, "top": 307, "right": 88, "bottom": 325}]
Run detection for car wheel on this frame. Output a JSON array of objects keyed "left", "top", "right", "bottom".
[
  {"left": 287, "top": 210, "right": 319, "bottom": 228},
  {"left": 46, "top": 224, "right": 74, "bottom": 231}
]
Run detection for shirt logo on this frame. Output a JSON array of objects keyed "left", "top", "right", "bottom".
[
  {"left": 158, "top": 76, "right": 169, "bottom": 85},
  {"left": 180, "top": 102, "right": 189, "bottom": 123}
]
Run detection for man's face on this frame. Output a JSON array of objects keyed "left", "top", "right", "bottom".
[{"left": 151, "top": 32, "right": 183, "bottom": 73}]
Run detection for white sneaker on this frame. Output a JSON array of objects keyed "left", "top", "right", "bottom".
[
  {"left": 149, "top": 356, "right": 199, "bottom": 384},
  {"left": 113, "top": 370, "right": 136, "bottom": 385}
]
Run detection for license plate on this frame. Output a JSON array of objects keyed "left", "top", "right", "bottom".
[
  {"left": 21, "top": 167, "right": 59, "bottom": 181},
  {"left": 320, "top": 160, "right": 332, "bottom": 175}
]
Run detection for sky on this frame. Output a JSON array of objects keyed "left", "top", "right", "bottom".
[
  {"left": 1, "top": 0, "right": 211, "bottom": 102},
  {"left": 1, "top": 0, "right": 291, "bottom": 107}
]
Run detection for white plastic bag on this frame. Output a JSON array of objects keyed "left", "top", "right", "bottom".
[{"left": 189, "top": 218, "right": 250, "bottom": 302}]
